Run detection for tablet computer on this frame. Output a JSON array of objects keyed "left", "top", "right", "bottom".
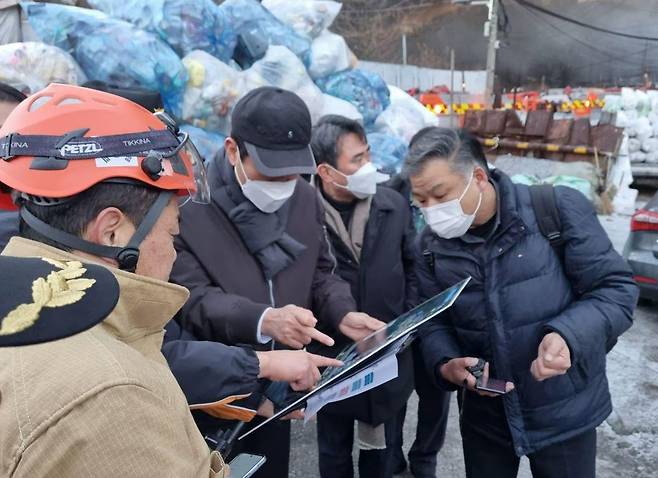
[{"left": 238, "top": 276, "right": 471, "bottom": 441}]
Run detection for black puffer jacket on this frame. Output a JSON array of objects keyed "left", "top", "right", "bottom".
[{"left": 418, "top": 170, "right": 638, "bottom": 455}]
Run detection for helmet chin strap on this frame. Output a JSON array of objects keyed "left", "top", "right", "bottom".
[{"left": 19, "top": 192, "right": 173, "bottom": 273}]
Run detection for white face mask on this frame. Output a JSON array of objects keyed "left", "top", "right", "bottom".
[
  {"left": 235, "top": 154, "right": 297, "bottom": 213},
  {"left": 332, "top": 162, "right": 390, "bottom": 199},
  {"left": 421, "top": 171, "right": 482, "bottom": 239}
]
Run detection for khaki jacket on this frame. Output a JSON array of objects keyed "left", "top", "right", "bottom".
[{"left": 0, "top": 238, "right": 227, "bottom": 478}]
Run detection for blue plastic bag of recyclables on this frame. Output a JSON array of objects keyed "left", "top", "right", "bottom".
[
  {"left": 367, "top": 132, "right": 408, "bottom": 174},
  {"left": 218, "top": 0, "right": 311, "bottom": 67},
  {"left": 87, "top": 0, "right": 235, "bottom": 63},
  {"left": 21, "top": 1, "right": 187, "bottom": 117},
  {"left": 316, "top": 69, "right": 390, "bottom": 126}
]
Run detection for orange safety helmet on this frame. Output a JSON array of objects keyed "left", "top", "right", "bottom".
[
  {"left": 0, "top": 83, "right": 210, "bottom": 271},
  {"left": 0, "top": 83, "right": 208, "bottom": 202}
]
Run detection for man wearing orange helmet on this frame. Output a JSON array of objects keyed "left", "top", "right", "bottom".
[{"left": 0, "top": 83, "right": 337, "bottom": 477}]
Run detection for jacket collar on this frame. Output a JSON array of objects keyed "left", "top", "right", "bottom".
[
  {"left": 457, "top": 169, "right": 524, "bottom": 244},
  {"left": 317, "top": 186, "right": 372, "bottom": 263},
  {"left": 489, "top": 169, "right": 525, "bottom": 235},
  {"left": 371, "top": 186, "right": 396, "bottom": 212},
  {"left": 2, "top": 237, "right": 189, "bottom": 348},
  {"left": 461, "top": 175, "right": 503, "bottom": 244}
]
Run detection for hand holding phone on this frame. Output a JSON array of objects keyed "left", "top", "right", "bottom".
[
  {"left": 439, "top": 357, "right": 514, "bottom": 397},
  {"left": 466, "top": 358, "right": 514, "bottom": 396},
  {"left": 228, "top": 453, "right": 266, "bottom": 478},
  {"left": 475, "top": 376, "right": 509, "bottom": 395}
]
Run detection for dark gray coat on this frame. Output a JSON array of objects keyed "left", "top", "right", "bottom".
[
  {"left": 162, "top": 321, "right": 260, "bottom": 405},
  {"left": 171, "top": 154, "right": 356, "bottom": 346}
]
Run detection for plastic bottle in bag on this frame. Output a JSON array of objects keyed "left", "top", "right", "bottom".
[
  {"left": 261, "top": 0, "right": 342, "bottom": 39},
  {"left": 180, "top": 50, "right": 246, "bottom": 134},
  {"left": 316, "top": 69, "right": 390, "bottom": 126},
  {"left": 0, "top": 42, "right": 87, "bottom": 94},
  {"left": 22, "top": 1, "right": 188, "bottom": 117},
  {"left": 87, "top": 0, "right": 236, "bottom": 63}
]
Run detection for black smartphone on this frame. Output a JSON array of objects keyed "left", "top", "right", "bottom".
[
  {"left": 228, "top": 453, "right": 266, "bottom": 478},
  {"left": 476, "top": 376, "right": 508, "bottom": 395}
]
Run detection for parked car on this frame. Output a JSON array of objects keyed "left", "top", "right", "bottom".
[{"left": 623, "top": 191, "right": 658, "bottom": 302}]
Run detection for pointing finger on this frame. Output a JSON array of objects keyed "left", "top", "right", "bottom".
[
  {"left": 308, "top": 327, "right": 335, "bottom": 347},
  {"left": 367, "top": 317, "right": 386, "bottom": 331},
  {"left": 309, "top": 354, "right": 343, "bottom": 368}
]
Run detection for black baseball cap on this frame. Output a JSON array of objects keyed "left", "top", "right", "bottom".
[
  {"left": 0, "top": 256, "right": 119, "bottom": 347},
  {"left": 231, "top": 86, "right": 316, "bottom": 177}
]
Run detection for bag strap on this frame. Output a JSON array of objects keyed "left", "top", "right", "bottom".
[
  {"left": 420, "top": 229, "right": 436, "bottom": 271},
  {"left": 529, "top": 184, "right": 565, "bottom": 253}
]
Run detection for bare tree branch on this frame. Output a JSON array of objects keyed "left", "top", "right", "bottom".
[{"left": 333, "top": 0, "right": 456, "bottom": 66}]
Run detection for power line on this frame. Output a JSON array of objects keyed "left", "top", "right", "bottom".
[
  {"left": 341, "top": 0, "right": 452, "bottom": 15},
  {"left": 595, "top": 0, "right": 658, "bottom": 16},
  {"left": 341, "top": 0, "right": 451, "bottom": 15},
  {"left": 500, "top": 3, "right": 658, "bottom": 86},
  {"left": 512, "top": 2, "right": 658, "bottom": 70},
  {"left": 514, "top": 0, "right": 658, "bottom": 42}
]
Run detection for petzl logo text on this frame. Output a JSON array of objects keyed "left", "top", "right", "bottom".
[{"left": 60, "top": 142, "right": 103, "bottom": 157}]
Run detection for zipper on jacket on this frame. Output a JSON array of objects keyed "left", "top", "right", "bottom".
[
  {"left": 322, "top": 225, "right": 338, "bottom": 274},
  {"left": 267, "top": 279, "right": 276, "bottom": 351}
]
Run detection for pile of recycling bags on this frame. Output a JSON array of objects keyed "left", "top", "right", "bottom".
[
  {"left": 604, "top": 87, "right": 658, "bottom": 164},
  {"left": 88, "top": 0, "right": 236, "bottom": 63},
  {"left": 15, "top": 0, "right": 438, "bottom": 170},
  {"left": 21, "top": 1, "right": 188, "bottom": 116}
]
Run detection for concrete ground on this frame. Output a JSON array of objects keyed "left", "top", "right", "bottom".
[{"left": 289, "top": 193, "right": 658, "bottom": 478}]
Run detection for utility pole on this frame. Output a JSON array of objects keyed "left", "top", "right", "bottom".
[
  {"left": 453, "top": 0, "right": 498, "bottom": 106},
  {"left": 484, "top": 0, "right": 498, "bottom": 107}
]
